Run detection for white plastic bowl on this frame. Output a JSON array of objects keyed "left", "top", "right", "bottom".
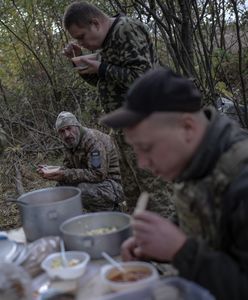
[
  {"left": 71, "top": 53, "right": 99, "bottom": 70},
  {"left": 41, "top": 251, "right": 90, "bottom": 280},
  {"left": 101, "top": 261, "right": 159, "bottom": 292}
]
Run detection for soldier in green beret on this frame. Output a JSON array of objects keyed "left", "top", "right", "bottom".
[{"left": 37, "top": 112, "right": 124, "bottom": 212}]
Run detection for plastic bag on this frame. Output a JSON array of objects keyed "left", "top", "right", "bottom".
[
  {"left": 152, "top": 277, "right": 216, "bottom": 300},
  {"left": 0, "top": 263, "right": 32, "bottom": 300},
  {"left": 96, "top": 276, "right": 215, "bottom": 300},
  {"left": 20, "top": 236, "right": 60, "bottom": 277}
]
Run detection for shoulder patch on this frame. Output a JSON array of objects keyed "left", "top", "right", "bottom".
[{"left": 90, "top": 150, "right": 101, "bottom": 169}]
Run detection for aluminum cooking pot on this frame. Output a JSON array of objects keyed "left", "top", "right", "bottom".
[
  {"left": 60, "top": 212, "right": 132, "bottom": 259},
  {"left": 18, "top": 187, "right": 82, "bottom": 242}
]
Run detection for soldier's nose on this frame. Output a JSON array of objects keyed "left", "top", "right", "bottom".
[{"left": 64, "top": 130, "right": 70, "bottom": 137}]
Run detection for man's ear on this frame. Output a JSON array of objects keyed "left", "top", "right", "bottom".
[
  {"left": 181, "top": 114, "right": 196, "bottom": 143},
  {"left": 91, "top": 18, "right": 101, "bottom": 30}
]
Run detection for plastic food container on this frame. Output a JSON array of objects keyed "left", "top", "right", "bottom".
[
  {"left": 41, "top": 166, "right": 61, "bottom": 174},
  {"left": 41, "top": 251, "right": 90, "bottom": 280},
  {"left": 101, "top": 261, "right": 159, "bottom": 292},
  {"left": 71, "top": 53, "right": 100, "bottom": 70}
]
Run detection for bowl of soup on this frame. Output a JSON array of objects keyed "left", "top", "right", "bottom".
[{"left": 101, "top": 261, "right": 159, "bottom": 292}]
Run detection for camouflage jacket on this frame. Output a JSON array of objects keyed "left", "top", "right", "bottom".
[
  {"left": 62, "top": 127, "right": 121, "bottom": 184},
  {"left": 172, "top": 107, "right": 248, "bottom": 300},
  {"left": 81, "top": 14, "right": 158, "bottom": 112}
]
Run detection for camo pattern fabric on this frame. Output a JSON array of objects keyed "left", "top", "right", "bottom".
[
  {"left": 61, "top": 127, "right": 124, "bottom": 211},
  {"left": 82, "top": 14, "right": 158, "bottom": 112},
  {"left": 173, "top": 123, "right": 248, "bottom": 249},
  {"left": 113, "top": 132, "right": 174, "bottom": 216},
  {"left": 0, "top": 125, "right": 7, "bottom": 154},
  {"left": 78, "top": 180, "right": 124, "bottom": 212}
]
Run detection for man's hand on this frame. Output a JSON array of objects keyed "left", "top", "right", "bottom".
[
  {"left": 77, "top": 56, "right": 101, "bottom": 75},
  {"left": 121, "top": 211, "right": 187, "bottom": 262},
  {"left": 63, "top": 42, "right": 82, "bottom": 58},
  {"left": 37, "top": 166, "right": 65, "bottom": 181},
  {"left": 41, "top": 169, "right": 65, "bottom": 181},
  {"left": 121, "top": 236, "right": 140, "bottom": 261}
]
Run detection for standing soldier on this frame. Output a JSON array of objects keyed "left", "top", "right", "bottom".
[
  {"left": 63, "top": 1, "right": 157, "bottom": 112},
  {"left": 62, "top": 1, "right": 161, "bottom": 212},
  {"left": 37, "top": 112, "right": 124, "bottom": 212}
]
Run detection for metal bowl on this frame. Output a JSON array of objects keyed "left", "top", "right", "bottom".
[{"left": 60, "top": 212, "right": 132, "bottom": 259}]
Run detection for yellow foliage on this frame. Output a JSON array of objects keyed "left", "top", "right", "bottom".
[{"left": 215, "top": 82, "right": 233, "bottom": 98}]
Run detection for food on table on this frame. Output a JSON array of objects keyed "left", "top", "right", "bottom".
[
  {"left": 0, "top": 263, "right": 32, "bottom": 300},
  {"left": 51, "top": 258, "right": 80, "bottom": 269},
  {"left": 82, "top": 226, "right": 117, "bottom": 236},
  {"left": 107, "top": 268, "right": 152, "bottom": 283}
]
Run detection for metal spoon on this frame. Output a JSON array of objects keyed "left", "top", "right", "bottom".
[{"left": 101, "top": 251, "right": 126, "bottom": 273}]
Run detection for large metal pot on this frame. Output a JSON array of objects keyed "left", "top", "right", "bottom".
[
  {"left": 18, "top": 187, "right": 82, "bottom": 242},
  {"left": 60, "top": 212, "right": 132, "bottom": 259}
]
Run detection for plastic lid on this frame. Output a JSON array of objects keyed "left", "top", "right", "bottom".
[{"left": 0, "top": 239, "right": 17, "bottom": 262}]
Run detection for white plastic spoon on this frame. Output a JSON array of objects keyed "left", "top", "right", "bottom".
[
  {"left": 101, "top": 251, "right": 125, "bottom": 273},
  {"left": 60, "top": 239, "right": 68, "bottom": 267},
  {"left": 134, "top": 191, "right": 149, "bottom": 214}
]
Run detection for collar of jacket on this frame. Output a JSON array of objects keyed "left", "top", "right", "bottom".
[
  {"left": 176, "top": 106, "right": 244, "bottom": 182},
  {"left": 101, "top": 13, "right": 122, "bottom": 48}
]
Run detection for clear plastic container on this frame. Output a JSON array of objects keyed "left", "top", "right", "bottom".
[{"left": 0, "top": 263, "right": 32, "bottom": 300}]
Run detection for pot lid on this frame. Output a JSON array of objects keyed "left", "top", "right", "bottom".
[{"left": 0, "top": 239, "right": 17, "bottom": 262}]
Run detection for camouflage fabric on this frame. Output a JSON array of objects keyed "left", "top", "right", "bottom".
[
  {"left": 113, "top": 132, "right": 142, "bottom": 211},
  {"left": 78, "top": 180, "right": 123, "bottom": 212},
  {"left": 173, "top": 108, "right": 248, "bottom": 249},
  {"left": 55, "top": 111, "right": 81, "bottom": 130},
  {"left": 0, "top": 125, "right": 7, "bottom": 154},
  {"left": 114, "top": 132, "right": 174, "bottom": 216},
  {"left": 61, "top": 126, "right": 124, "bottom": 211},
  {"left": 82, "top": 14, "right": 158, "bottom": 112},
  {"left": 80, "top": 15, "right": 165, "bottom": 213},
  {"left": 174, "top": 139, "right": 248, "bottom": 249}
]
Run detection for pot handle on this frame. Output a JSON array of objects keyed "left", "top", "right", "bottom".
[
  {"left": 47, "top": 209, "right": 58, "bottom": 220},
  {"left": 80, "top": 237, "right": 94, "bottom": 248}
]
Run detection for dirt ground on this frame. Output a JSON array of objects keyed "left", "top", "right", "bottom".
[{"left": 0, "top": 153, "right": 175, "bottom": 231}]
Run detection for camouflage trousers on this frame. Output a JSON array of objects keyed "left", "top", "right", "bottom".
[
  {"left": 113, "top": 133, "right": 142, "bottom": 211},
  {"left": 58, "top": 179, "right": 124, "bottom": 212},
  {"left": 113, "top": 132, "right": 175, "bottom": 217}
]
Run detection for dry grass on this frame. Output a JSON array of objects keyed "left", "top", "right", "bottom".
[{"left": 0, "top": 152, "right": 62, "bottom": 230}]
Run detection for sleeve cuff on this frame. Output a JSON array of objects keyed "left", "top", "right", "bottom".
[
  {"left": 172, "top": 238, "right": 199, "bottom": 278},
  {"left": 98, "top": 62, "right": 108, "bottom": 78}
]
